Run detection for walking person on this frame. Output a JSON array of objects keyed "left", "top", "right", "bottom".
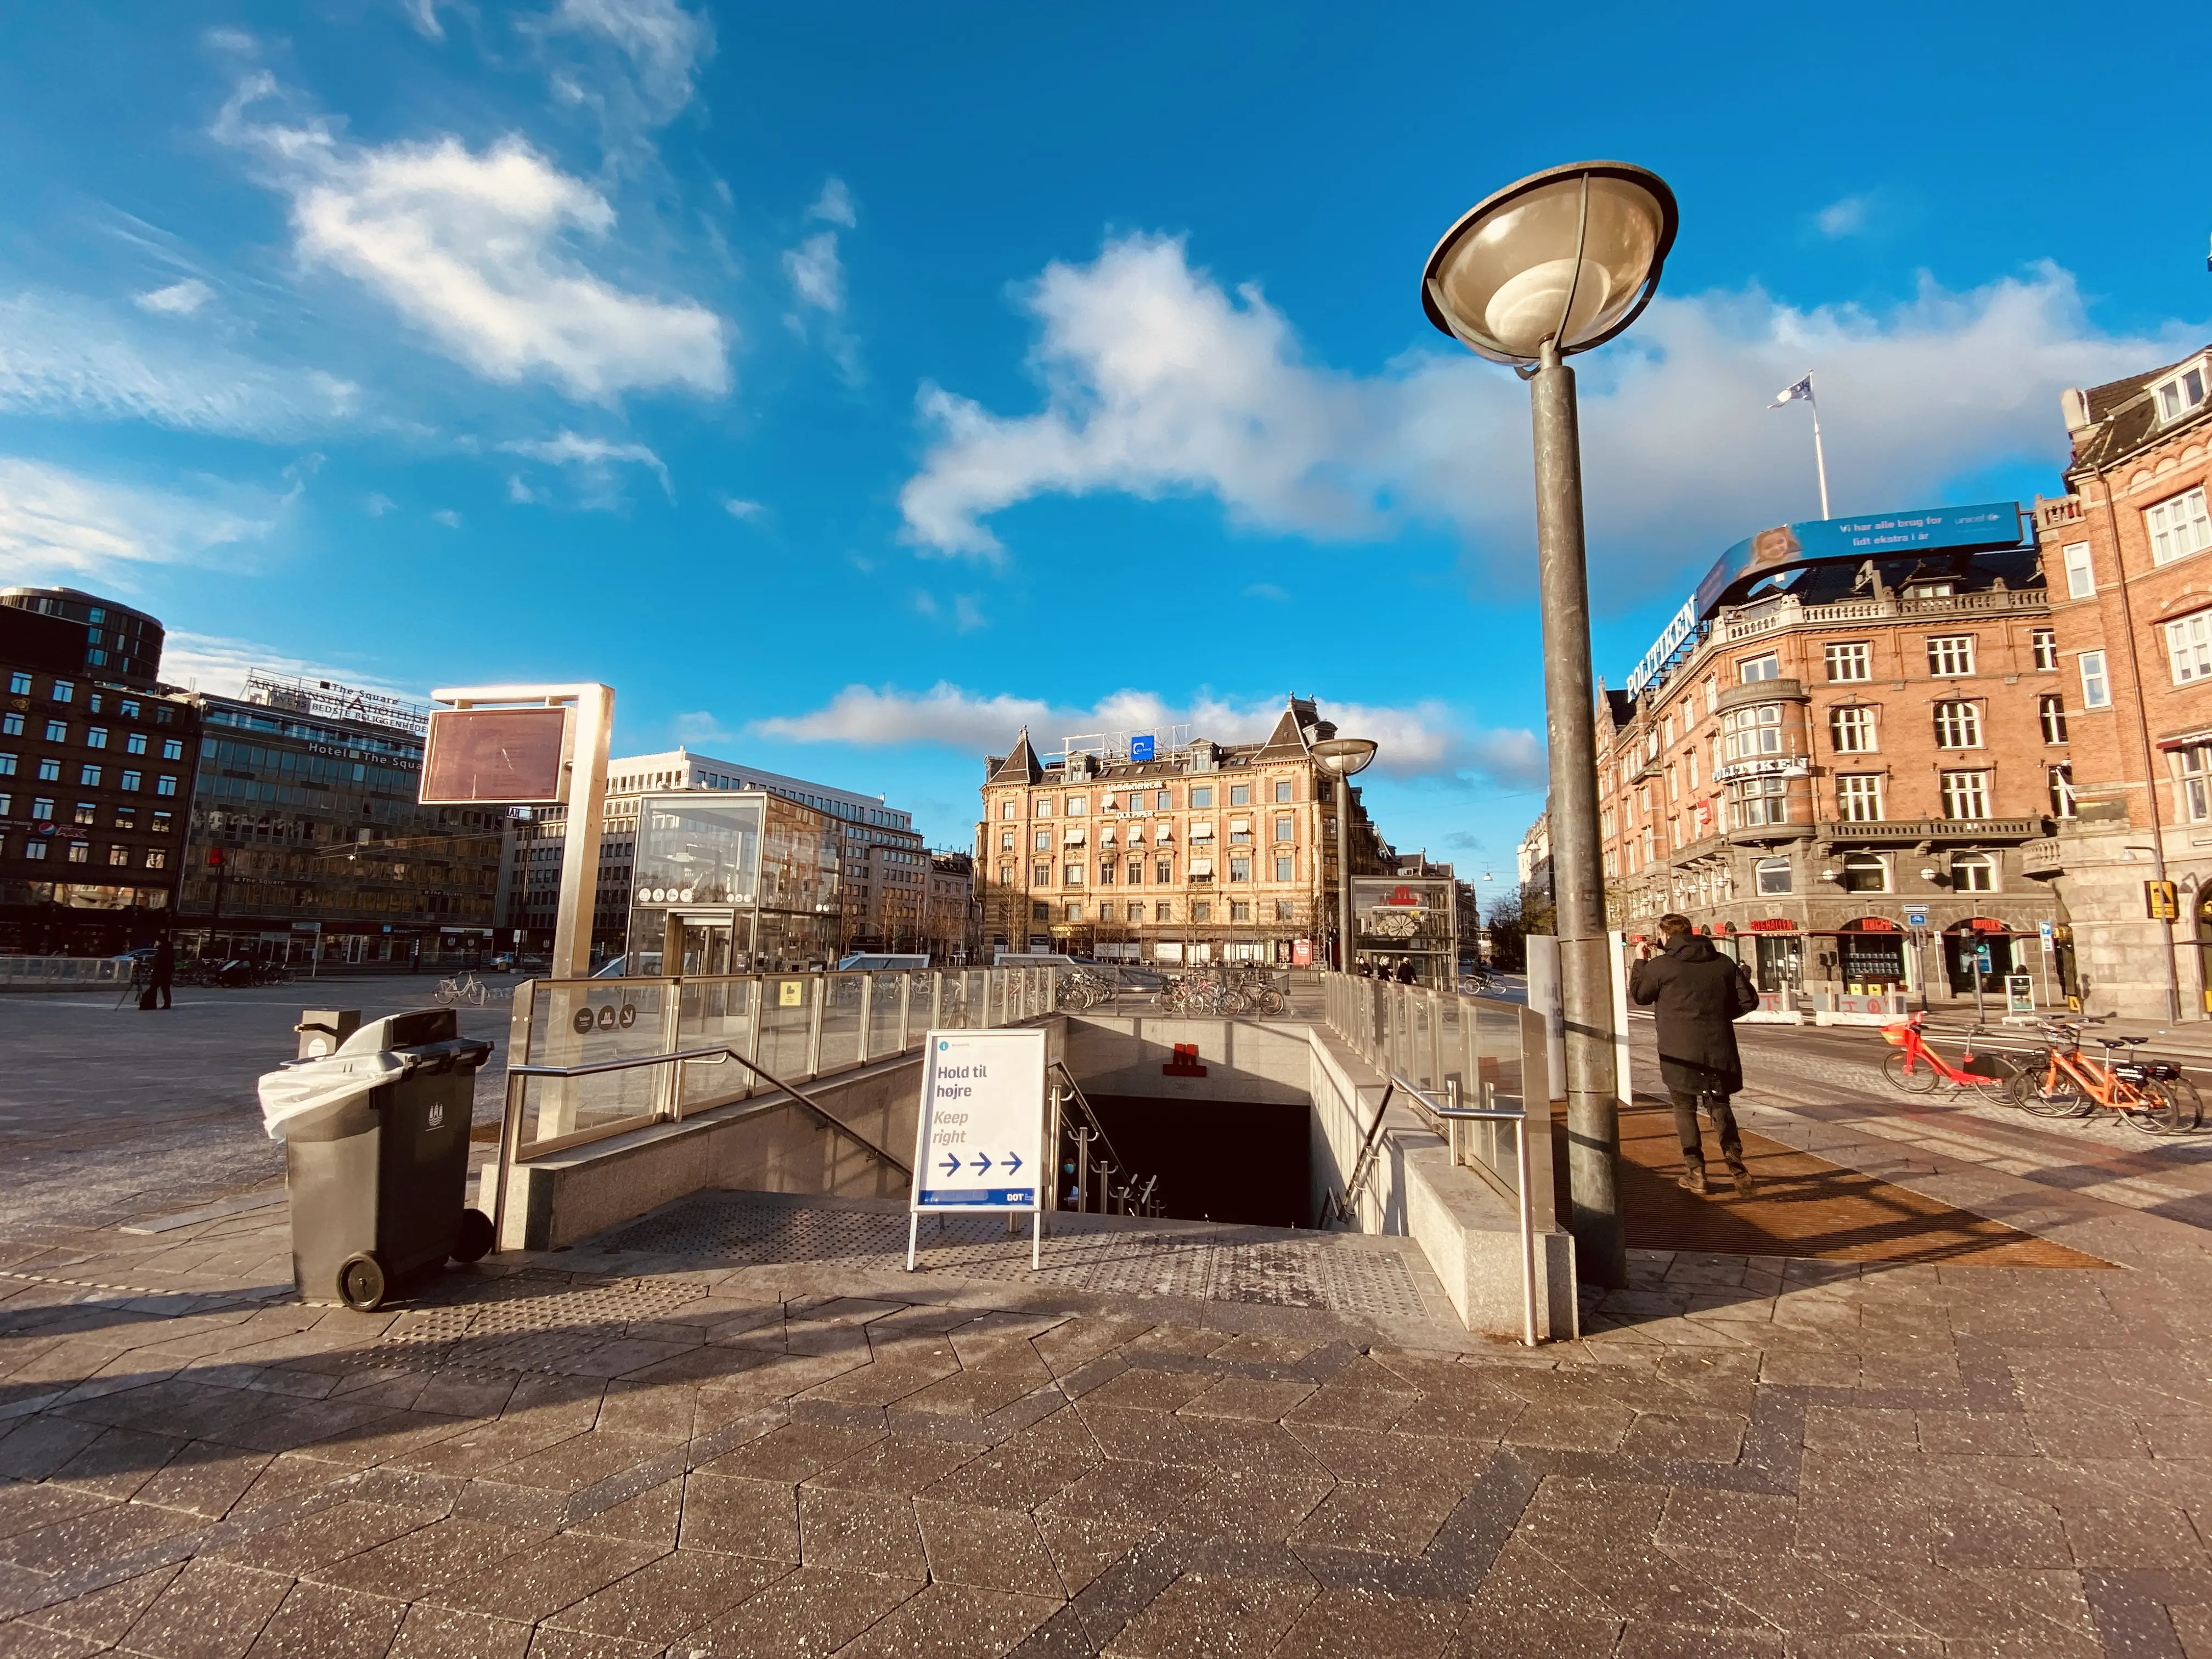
[
  {"left": 1629, "top": 914, "right": 1760, "bottom": 1195},
  {"left": 144, "top": 932, "right": 175, "bottom": 1011}
]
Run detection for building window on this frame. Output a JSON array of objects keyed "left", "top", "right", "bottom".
[
  {"left": 1754, "top": 856, "right": 1792, "bottom": 895},
  {"left": 2050, "top": 764, "right": 2077, "bottom": 819},
  {"left": 1739, "top": 654, "right": 1781, "bottom": 683},
  {"left": 1035, "top": 799, "right": 1051, "bottom": 818},
  {"left": 2180, "top": 748, "right": 2212, "bottom": 822},
  {"left": 2032, "top": 628, "right": 2059, "bottom": 671},
  {"left": 1275, "top": 900, "right": 1294, "bottom": 921},
  {"left": 1836, "top": 774, "right": 1884, "bottom": 822},
  {"left": 1031, "top": 901, "right": 1049, "bottom": 922},
  {"left": 1000, "top": 800, "right": 1014, "bottom": 819},
  {"left": 1066, "top": 795, "right": 1087, "bottom": 816},
  {"left": 1189, "top": 787, "right": 1214, "bottom": 808},
  {"left": 1034, "top": 830, "right": 1050, "bottom": 851},
  {"left": 1156, "top": 790, "right": 1172, "bottom": 809},
  {"left": 1952, "top": 853, "right": 1996, "bottom": 893},
  {"left": 998, "top": 831, "right": 1014, "bottom": 851},
  {"left": 1942, "top": 771, "right": 1992, "bottom": 821},
  {"left": 998, "top": 864, "right": 1015, "bottom": 887},
  {"left": 1228, "top": 857, "right": 1250, "bottom": 882},
  {"left": 2168, "top": 610, "right": 2212, "bottom": 684},
  {"left": 155, "top": 775, "right": 178, "bottom": 797},
  {"left": 2039, "top": 695, "right": 2069, "bottom": 745},
  {"left": 1192, "top": 901, "right": 1212, "bottom": 923},
  {"left": 36, "top": 759, "right": 59, "bottom": 781},
  {"left": 52, "top": 681, "right": 72, "bottom": 704},
  {"left": 43, "top": 720, "right": 66, "bottom": 743},
  {"left": 1272, "top": 815, "right": 1293, "bottom": 842},
  {"left": 1031, "top": 861, "right": 1049, "bottom": 885},
  {"left": 125, "top": 733, "right": 146, "bottom": 754},
  {"left": 65, "top": 843, "right": 88, "bottom": 864},
  {"left": 85, "top": 727, "right": 107, "bottom": 749},
  {"left": 1933, "top": 701, "right": 1983, "bottom": 748},
  {"left": 23, "top": 840, "right": 45, "bottom": 860},
  {"left": 2148, "top": 487, "right": 2212, "bottom": 567},
  {"left": 1824, "top": 642, "right": 1871, "bottom": 681},
  {"left": 2080, "top": 651, "right": 2111, "bottom": 709},
  {"left": 0, "top": 753, "right": 12, "bottom": 776},
  {"left": 5, "top": 672, "right": 26, "bottom": 695},
  {"left": 77, "top": 764, "right": 101, "bottom": 787},
  {"left": 107, "top": 844, "right": 129, "bottom": 866},
  {"left": 1156, "top": 858, "right": 1173, "bottom": 884},
  {"left": 1064, "top": 903, "right": 1082, "bottom": 922},
  {"left": 1840, "top": 852, "right": 1888, "bottom": 893},
  {"left": 2155, "top": 363, "right": 2208, "bottom": 423},
  {"left": 72, "top": 802, "right": 95, "bottom": 826},
  {"left": 0, "top": 714, "right": 17, "bottom": 736},
  {"left": 1274, "top": 781, "right": 1293, "bottom": 803},
  {"left": 1722, "top": 703, "right": 1785, "bottom": 760},
  {"left": 1829, "top": 706, "right": 1877, "bottom": 753},
  {"left": 2061, "top": 542, "right": 2096, "bottom": 599},
  {"left": 1230, "top": 901, "right": 1251, "bottom": 922},
  {"left": 1927, "top": 635, "right": 1976, "bottom": 676},
  {"left": 1728, "top": 776, "right": 1790, "bottom": 827},
  {"left": 1274, "top": 856, "right": 1294, "bottom": 882},
  {"left": 1097, "top": 860, "right": 1115, "bottom": 884},
  {"left": 161, "top": 738, "right": 183, "bottom": 761},
  {"left": 1229, "top": 784, "right": 1250, "bottom": 806}
]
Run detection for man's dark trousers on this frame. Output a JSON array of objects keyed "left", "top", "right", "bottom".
[{"left": 1668, "top": 1087, "right": 1742, "bottom": 1171}]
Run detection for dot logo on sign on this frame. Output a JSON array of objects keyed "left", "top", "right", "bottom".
[
  {"left": 939, "top": 1040, "right": 950, "bottom": 1051},
  {"left": 572, "top": 1008, "right": 594, "bottom": 1035}
]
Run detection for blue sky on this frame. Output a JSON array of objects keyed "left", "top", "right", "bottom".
[{"left": 3, "top": 2, "right": 2208, "bottom": 893}]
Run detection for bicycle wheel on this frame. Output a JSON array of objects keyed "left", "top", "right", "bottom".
[
  {"left": 1881, "top": 1049, "right": 1941, "bottom": 1094},
  {"left": 2017, "top": 1070, "right": 2089, "bottom": 1117},
  {"left": 2164, "top": 1076, "right": 2205, "bottom": 1130},
  {"left": 2121, "top": 1081, "right": 2191, "bottom": 1136}
]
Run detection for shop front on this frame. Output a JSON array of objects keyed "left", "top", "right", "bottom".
[
  {"left": 1942, "top": 917, "right": 2016, "bottom": 995},
  {"left": 1831, "top": 917, "right": 1908, "bottom": 994}
]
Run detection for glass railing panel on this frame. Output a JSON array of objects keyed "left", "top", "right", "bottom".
[
  {"left": 518, "top": 977, "right": 674, "bottom": 1148},
  {"left": 675, "top": 976, "right": 757, "bottom": 1113},
  {"left": 868, "top": 972, "right": 908, "bottom": 1059},
  {"left": 757, "top": 971, "right": 815, "bottom": 1080},
  {"left": 819, "top": 973, "right": 865, "bottom": 1074}
]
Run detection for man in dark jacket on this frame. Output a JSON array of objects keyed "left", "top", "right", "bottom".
[
  {"left": 144, "top": 933, "right": 175, "bottom": 1011},
  {"left": 1629, "top": 914, "right": 1760, "bottom": 1195}
]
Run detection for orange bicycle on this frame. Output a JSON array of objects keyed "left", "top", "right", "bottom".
[
  {"left": 1878, "top": 1010, "right": 2024, "bottom": 1099},
  {"left": 2013, "top": 1020, "right": 2202, "bottom": 1135}
]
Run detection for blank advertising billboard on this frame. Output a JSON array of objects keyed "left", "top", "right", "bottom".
[{"left": 420, "top": 706, "right": 571, "bottom": 804}]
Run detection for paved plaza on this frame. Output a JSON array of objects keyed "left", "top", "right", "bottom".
[{"left": 0, "top": 989, "right": 2209, "bottom": 1655}]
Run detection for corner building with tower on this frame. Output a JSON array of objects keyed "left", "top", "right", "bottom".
[{"left": 1595, "top": 505, "right": 2067, "bottom": 1006}]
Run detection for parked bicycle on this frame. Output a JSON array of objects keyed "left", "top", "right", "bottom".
[
  {"left": 2012, "top": 1019, "right": 2202, "bottom": 1135},
  {"left": 435, "top": 970, "right": 490, "bottom": 1008},
  {"left": 1877, "top": 1010, "right": 2025, "bottom": 1100}
]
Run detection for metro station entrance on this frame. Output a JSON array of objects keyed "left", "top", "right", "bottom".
[{"left": 663, "top": 907, "right": 739, "bottom": 977}]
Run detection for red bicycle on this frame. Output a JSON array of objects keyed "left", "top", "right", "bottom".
[{"left": 1878, "top": 1010, "right": 2025, "bottom": 1099}]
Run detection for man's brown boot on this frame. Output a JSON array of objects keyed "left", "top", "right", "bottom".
[
  {"left": 1726, "top": 1157, "right": 1753, "bottom": 1196},
  {"left": 1677, "top": 1163, "right": 1709, "bottom": 1196}
]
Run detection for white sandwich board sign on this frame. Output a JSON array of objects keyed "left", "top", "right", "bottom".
[{"left": 907, "top": 1028, "right": 1048, "bottom": 1271}]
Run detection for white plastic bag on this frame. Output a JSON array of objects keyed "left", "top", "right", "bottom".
[{"left": 257, "top": 1052, "right": 407, "bottom": 1140}]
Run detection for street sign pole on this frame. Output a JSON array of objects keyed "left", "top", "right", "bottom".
[{"left": 908, "top": 1029, "right": 1048, "bottom": 1272}]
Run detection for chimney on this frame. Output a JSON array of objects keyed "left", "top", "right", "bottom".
[{"left": 2060, "top": 387, "right": 2091, "bottom": 435}]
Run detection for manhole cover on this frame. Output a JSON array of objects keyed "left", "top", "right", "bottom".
[{"left": 600, "top": 1198, "right": 1429, "bottom": 1319}]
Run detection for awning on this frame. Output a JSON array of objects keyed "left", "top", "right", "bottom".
[
  {"left": 1099, "top": 827, "right": 1116, "bottom": 845},
  {"left": 1063, "top": 828, "right": 1086, "bottom": 845},
  {"left": 1190, "top": 822, "right": 1215, "bottom": 840},
  {"left": 1189, "top": 857, "right": 1214, "bottom": 877},
  {"left": 1154, "top": 823, "right": 1174, "bottom": 841},
  {"left": 1229, "top": 819, "right": 1250, "bottom": 834}
]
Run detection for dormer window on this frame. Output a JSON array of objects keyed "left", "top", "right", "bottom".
[{"left": 2156, "top": 360, "right": 2208, "bottom": 424}]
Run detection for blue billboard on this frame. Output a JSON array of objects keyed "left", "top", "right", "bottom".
[
  {"left": 1130, "top": 734, "right": 1156, "bottom": 762},
  {"left": 1691, "top": 501, "right": 2022, "bottom": 617}
]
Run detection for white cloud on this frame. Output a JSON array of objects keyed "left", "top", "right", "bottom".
[
  {"left": 545, "top": 0, "right": 713, "bottom": 121},
  {"left": 806, "top": 177, "right": 856, "bottom": 228},
  {"left": 160, "top": 631, "right": 419, "bottom": 701},
  {"left": 0, "top": 457, "right": 283, "bottom": 584},
  {"left": 218, "top": 75, "right": 729, "bottom": 403},
  {"left": 431, "top": 508, "right": 462, "bottom": 527},
  {"left": 782, "top": 228, "right": 861, "bottom": 385},
  {"left": 499, "top": 429, "right": 672, "bottom": 499},
  {"left": 135, "top": 279, "right": 216, "bottom": 316},
  {"left": 400, "top": 0, "right": 447, "bottom": 39},
  {"left": 0, "top": 290, "right": 353, "bottom": 437},
  {"left": 671, "top": 709, "right": 732, "bottom": 744},
  {"left": 365, "top": 492, "right": 397, "bottom": 516},
  {"left": 1243, "top": 582, "right": 1289, "bottom": 602},
  {"left": 900, "top": 234, "right": 2204, "bottom": 597},
  {"left": 751, "top": 684, "right": 1541, "bottom": 789},
  {"left": 1815, "top": 196, "right": 1870, "bottom": 238},
  {"left": 721, "top": 496, "right": 765, "bottom": 521}
]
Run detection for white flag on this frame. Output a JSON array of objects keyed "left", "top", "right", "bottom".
[{"left": 1769, "top": 375, "right": 1814, "bottom": 409}]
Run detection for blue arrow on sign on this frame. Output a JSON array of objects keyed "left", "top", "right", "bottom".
[
  {"left": 1003, "top": 1152, "right": 1023, "bottom": 1175},
  {"left": 939, "top": 1153, "right": 963, "bottom": 1177},
  {"left": 970, "top": 1153, "right": 994, "bottom": 1175}
]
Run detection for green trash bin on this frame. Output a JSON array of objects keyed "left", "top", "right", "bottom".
[{"left": 260, "top": 1007, "right": 495, "bottom": 1311}]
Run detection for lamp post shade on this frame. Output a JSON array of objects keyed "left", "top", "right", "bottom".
[
  {"left": 1311, "top": 737, "right": 1378, "bottom": 777},
  {"left": 1421, "top": 162, "right": 1678, "bottom": 365}
]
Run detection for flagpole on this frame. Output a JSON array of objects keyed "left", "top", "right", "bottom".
[{"left": 1808, "top": 374, "right": 1831, "bottom": 518}]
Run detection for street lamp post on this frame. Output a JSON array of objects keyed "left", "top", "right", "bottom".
[
  {"left": 1421, "top": 162, "right": 1679, "bottom": 1289},
  {"left": 1313, "top": 738, "right": 1379, "bottom": 975}
]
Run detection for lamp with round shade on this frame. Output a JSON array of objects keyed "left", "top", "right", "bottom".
[
  {"left": 1421, "top": 163, "right": 1678, "bottom": 366},
  {"left": 1310, "top": 737, "right": 1377, "bottom": 979},
  {"left": 1311, "top": 737, "right": 1378, "bottom": 777},
  {"left": 1418, "top": 160, "right": 1678, "bottom": 1293}
]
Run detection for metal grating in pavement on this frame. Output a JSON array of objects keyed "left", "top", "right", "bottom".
[
  {"left": 365, "top": 1273, "right": 713, "bottom": 1373},
  {"left": 599, "top": 1194, "right": 1431, "bottom": 1319}
]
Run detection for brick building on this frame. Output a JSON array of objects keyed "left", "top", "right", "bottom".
[
  {"left": 1596, "top": 526, "right": 2066, "bottom": 1005},
  {"left": 2030, "top": 345, "right": 2212, "bottom": 1017},
  {"left": 974, "top": 698, "right": 1396, "bottom": 969}
]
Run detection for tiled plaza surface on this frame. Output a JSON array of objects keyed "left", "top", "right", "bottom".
[{"left": 0, "top": 996, "right": 2209, "bottom": 1655}]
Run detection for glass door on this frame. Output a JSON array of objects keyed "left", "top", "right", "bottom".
[{"left": 664, "top": 907, "right": 736, "bottom": 976}]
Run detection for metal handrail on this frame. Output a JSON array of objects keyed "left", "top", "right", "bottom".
[
  {"left": 492, "top": 1043, "right": 910, "bottom": 1252},
  {"left": 1389, "top": 1073, "right": 1537, "bottom": 1349}
]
